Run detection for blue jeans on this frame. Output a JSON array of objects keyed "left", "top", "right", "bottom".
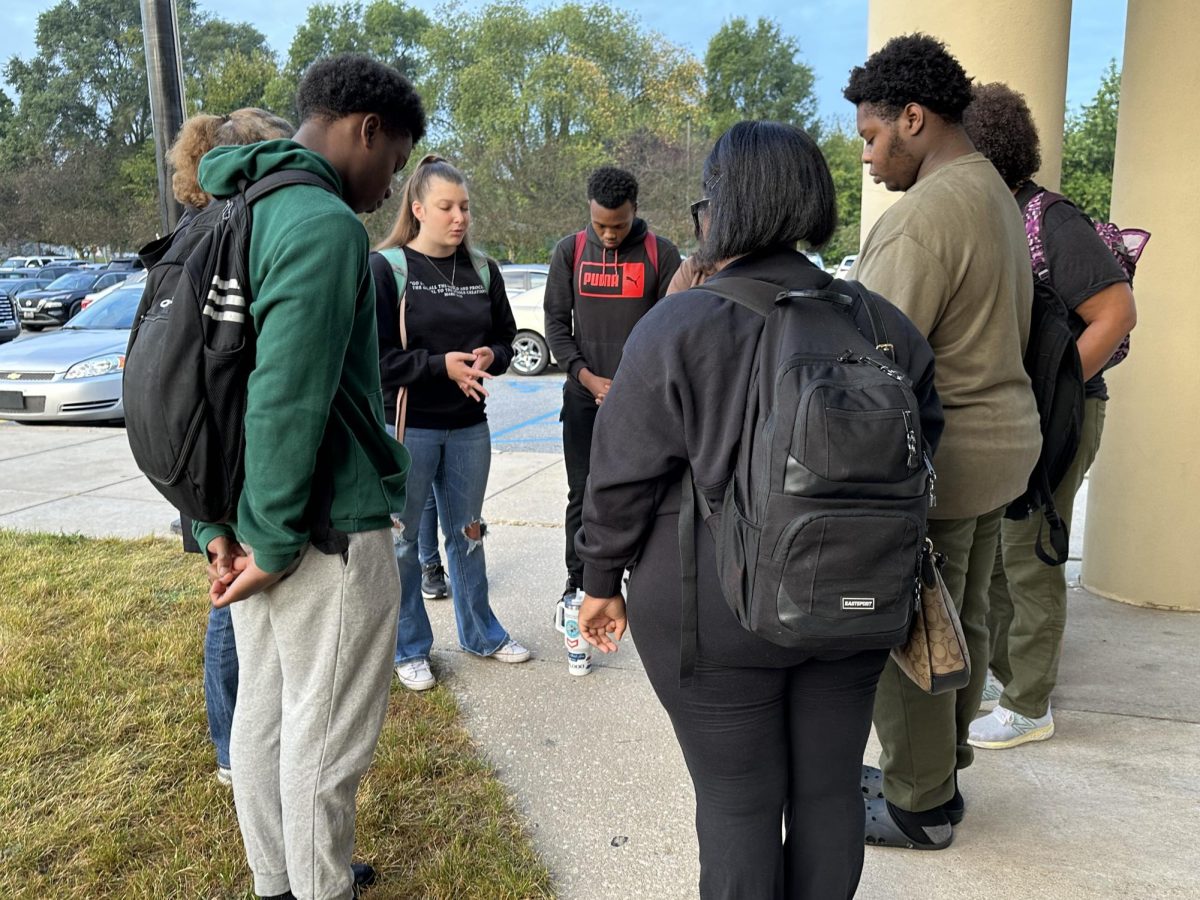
[
  {"left": 392, "top": 421, "right": 509, "bottom": 662},
  {"left": 203, "top": 604, "right": 239, "bottom": 769},
  {"left": 418, "top": 491, "right": 442, "bottom": 567}
]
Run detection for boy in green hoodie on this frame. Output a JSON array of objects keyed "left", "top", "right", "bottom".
[{"left": 193, "top": 54, "right": 425, "bottom": 900}]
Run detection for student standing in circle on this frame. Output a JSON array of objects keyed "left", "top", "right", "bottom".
[{"left": 372, "top": 155, "right": 530, "bottom": 692}]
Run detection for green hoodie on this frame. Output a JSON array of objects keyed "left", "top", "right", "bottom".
[{"left": 192, "top": 139, "right": 409, "bottom": 572}]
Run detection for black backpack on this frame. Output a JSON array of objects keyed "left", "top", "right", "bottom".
[
  {"left": 680, "top": 277, "right": 933, "bottom": 677},
  {"left": 1003, "top": 234, "right": 1085, "bottom": 566},
  {"left": 125, "top": 171, "right": 401, "bottom": 552}
]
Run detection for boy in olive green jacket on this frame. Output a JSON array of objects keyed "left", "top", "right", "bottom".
[{"left": 193, "top": 55, "right": 425, "bottom": 900}]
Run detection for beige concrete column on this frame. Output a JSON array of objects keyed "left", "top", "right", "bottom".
[
  {"left": 859, "top": 0, "right": 1073, "bottom": 243},
  {"left": 1081, "top": 0, "right": 1200, "bottom": 610}
]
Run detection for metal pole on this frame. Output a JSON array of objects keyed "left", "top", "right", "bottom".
[{"left": 141, "top": 0, "right": 186, "bottom": 234}]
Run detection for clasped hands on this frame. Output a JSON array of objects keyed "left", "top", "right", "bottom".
[
  {"left": 205, "top": 535, "right": 283, "bottom": 608},
  {"left": 446, "top": 347, "right": 495, "bottom": 401}
]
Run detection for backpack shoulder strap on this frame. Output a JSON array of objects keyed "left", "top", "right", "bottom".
[
  {"left": 1021, "top": 188, "right": 1070, "bottom": 281},
  {"left": 693, "top": 276, "right": 788, "bottom": 316},
  {"left": 378, "top": 246, "right": 408, "bottom": 296},
  {"left": 242, "top": 170, "right": 338, "bottom": 205},
  {"left": 831, "top": 278, "right": 895, "bottom": 362},
  {"left": 467, "top": 245, "right": 492, "bottom": 290},
  {"left": 572, "top": 230, "right": 588, "bottom": 271},
  {"left": 378, "top": 247, "right": 409, "bottom": 350},
  {"left": 645, "top": 231, "right": 659, "bottom": 274}
]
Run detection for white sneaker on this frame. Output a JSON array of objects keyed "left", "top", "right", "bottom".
[
  {"left": 395, "top": 659, "right": 436, "bottom": 691},
  {"left": 490, "top": 638, "right": 531, "bottom": 664},
  {"left": 968, "top": 704, "right": 1054, "bottom": 749},
  {"left": 980, "top": 670, "right": 1004, "bottom": 709},
  {"left": 216, "top": 766, "right": 232, "bottom": 786}
]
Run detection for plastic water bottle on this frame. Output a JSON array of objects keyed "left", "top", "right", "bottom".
[{"left": 554, "top": 589, "right": 593, "bottom": 676}]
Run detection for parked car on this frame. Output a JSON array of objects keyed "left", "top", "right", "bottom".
[
  {"left": 803, "top": 249, "right": 825, "bottom": 271},
  {"left": 11, "top": 264, "right": 84, "bottom": 282},
  {"left": 499, "top": 264, "right": 550, "bottom": 301},
  {"left": 1, "top": 255, "right": 60, "bottom": 270},
  {"left": 81, "top": 269, "right": 146, "bottom": 311},
  {"left": 0, "top": 279, "right": 143, "bottom": 422},
  {"left": 15, "top": 270, "right": 129, "bottom": 329},
  {"left": 104, "top": 257, "right": 144, "bottom": 271},
  {"left": 834, "top": 254, "right": 858, "bottom": 280},
  {"left": 0, "top": 289, "right": 18, "bottom": 344},
  {"left": 507, "top": 284, "right": 557, "bottom": 376}
]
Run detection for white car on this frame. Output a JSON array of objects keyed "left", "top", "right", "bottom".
[
  {"left": 508, "top": 285, "right": 556, "bottom": 376},
  {"left": 834, "top": 254, "right": 858, "bottom": 280}
]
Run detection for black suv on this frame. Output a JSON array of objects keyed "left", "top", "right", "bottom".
[{"left": 15, "top": 270, "right": 129, "bottom": 329}]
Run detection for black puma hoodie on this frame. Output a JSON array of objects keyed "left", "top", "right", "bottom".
[{"left": 543, "top": 218, "right": 681, "bottom": 397}]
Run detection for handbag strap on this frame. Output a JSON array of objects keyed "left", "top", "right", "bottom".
[{"left": 678, "top": 466, "right": 699, "bottom": 686}]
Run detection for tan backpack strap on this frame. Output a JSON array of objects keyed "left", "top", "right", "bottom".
[{"left": 395, "top": 289, "right": 408, "bottom": 443}]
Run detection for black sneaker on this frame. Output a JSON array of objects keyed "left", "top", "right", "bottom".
[
  {"left": 421, "top": 563, "right": 449, "bottom": 599},
  {"left": 352, "top": 863, "right": 377, "bottom": 897}
]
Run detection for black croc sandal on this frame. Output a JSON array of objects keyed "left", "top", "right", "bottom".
[
  {"left": 860, "top": 765, "right": 884, "bottom": 801},
  {"left": 864, "top": 798, "right": 953, "bottom": 851}
]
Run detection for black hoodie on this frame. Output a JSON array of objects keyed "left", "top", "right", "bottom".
[{"left": 543, "top": 218, "right": 681, "bottom": 397}]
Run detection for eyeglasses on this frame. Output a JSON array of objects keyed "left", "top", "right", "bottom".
[{"left": 690, "top": 197, "right": 710, "bottom": 241}]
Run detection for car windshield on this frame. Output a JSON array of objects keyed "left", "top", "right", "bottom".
[
  {"left": 46, "top": 272, "right": 97, "bottom": 291},
  {"left": 1, "top": 258, "right": 26, "bottom": 268},
  {"left": 65, "top": 284, "right": 143, "bottom": 329}
]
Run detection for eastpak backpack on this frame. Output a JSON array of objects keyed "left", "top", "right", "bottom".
[
  {"left": 679, "top": 277, "right": 934, "bottom": 678},
  {"left": 125, "top": 170, "right": 402, "bottom": 548}
]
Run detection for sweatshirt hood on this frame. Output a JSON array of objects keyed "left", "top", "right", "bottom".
[
  {"left": 197, "top": 139, "right": 343, "bottom": 199},
  {"left": 585, "top": 216, "right": 649, "bottom": 252}
]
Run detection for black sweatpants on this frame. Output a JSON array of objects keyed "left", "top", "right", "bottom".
[
  {"left": 628, "top": 500, "right": 889, "bottom": 899},
  {"left": 561, "top": 384, "right": 598, "bottom": 587}
]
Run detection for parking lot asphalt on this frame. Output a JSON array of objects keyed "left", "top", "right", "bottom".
[{"left": 0, "top": 422, "right": 1197, "bottom": 898}]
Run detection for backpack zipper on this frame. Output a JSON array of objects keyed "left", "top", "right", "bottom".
[
  {"left": 903, "top": 410, "right": 918, "bottom": 469},
  {"left": 837, "top": 350, "right": 909, "bottom": 383}
]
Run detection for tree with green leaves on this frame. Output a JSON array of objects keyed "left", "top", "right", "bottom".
[
  {"left": 1, "top": 0, "right": 273, "bottom": 251},
  {"left": 1061, "top": 61, "right": 1120, "bottom": 221},
  {"left": 417, "top": 2, "right": 703, "bottom": 260},
  {"left": 704, "top": 17, "right": 819, "bottom": 137},
  {"left": 817, "top": 123, "right": 863, "bottom": 265},
  {"left": 264, "top": 1, "right": 430, "bottom": 119}
]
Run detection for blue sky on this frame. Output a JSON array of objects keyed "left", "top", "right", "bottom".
[{"left": 4, "top": 0, "right": 1127, "bottom": 122}]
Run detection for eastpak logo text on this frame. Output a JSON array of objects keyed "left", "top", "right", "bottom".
[{"left": 842, "top": 597, "right": 876, "bottom": 611}]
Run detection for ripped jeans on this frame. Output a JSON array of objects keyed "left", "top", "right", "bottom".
[{"left": 391, "top": 421, "right": 510, "bottom": 663}]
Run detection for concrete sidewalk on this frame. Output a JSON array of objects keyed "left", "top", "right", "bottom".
[{"left": 1, "top": 423, "right": 1198, "bottom": 898}]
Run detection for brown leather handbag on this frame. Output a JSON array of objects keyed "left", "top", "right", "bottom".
[{"left": 891, "top": 540, "right": 970, "bottom": 695}]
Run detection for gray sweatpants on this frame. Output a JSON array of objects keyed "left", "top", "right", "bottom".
[{"left": 229, "top": 529, "right": 400, "bottom": 900}]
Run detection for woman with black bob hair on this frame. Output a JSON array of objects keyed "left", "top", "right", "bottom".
[{"left": 576, "top": 121, "right": 942, "bottom": 898}]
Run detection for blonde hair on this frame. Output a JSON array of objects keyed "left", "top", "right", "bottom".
[
  {"left": 376, "top": 154, "right": 472, "bottom": 252},
  {"left": 167, "top": 108, "right": 294, "bottom": 209}
]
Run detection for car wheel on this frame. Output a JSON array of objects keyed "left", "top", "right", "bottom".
[
  {"left": 511, "top": 331, "right": 549, "bottom": 376},
  {"left": 24, "top": 324, "right": 43, "bottom": 332},
  {"left": 68, "top": 301, "right": 82, "bottom": 320}
]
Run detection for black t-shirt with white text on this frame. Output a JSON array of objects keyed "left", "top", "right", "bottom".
[
  {"left": 371, "top": 246, "right": 516, "bottom": 430},
  {"left": 1018, "top": 181, "right": 1129, "bottom": 400}
]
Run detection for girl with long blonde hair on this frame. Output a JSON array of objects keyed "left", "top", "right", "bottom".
[{"left": 371, "top": 154, "right": 530, "bottom": 691}]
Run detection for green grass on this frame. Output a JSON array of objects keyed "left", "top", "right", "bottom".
[{"left": 0, "top": 531, "right": 553, "bottom": 899}]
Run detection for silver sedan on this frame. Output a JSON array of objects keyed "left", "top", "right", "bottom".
[{"left": 0, "top": 280, "right": 143, "bottom": 423}]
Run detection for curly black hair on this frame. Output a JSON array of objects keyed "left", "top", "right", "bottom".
[
  {"left": 587, "top": 166, "right": 639, "bottom": 209},
  {"left": 963, "top": 82, "right": 1042, "bottom": 189},
  {"left": 843, "top": 33, "right": 973, "bottom": 123},
  {"left": 297, "top": 53, "right": 426, "bottom": 143}
]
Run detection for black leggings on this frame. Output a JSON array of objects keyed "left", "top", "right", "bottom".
[{"left": 628, "top": 508, "right": 888, "bottom": 899}]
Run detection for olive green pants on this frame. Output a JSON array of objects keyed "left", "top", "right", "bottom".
[
  {"left": 873, "top": 508, "right": 1004, "bottom": 812},
  {"left": 988, "top": 398, "right": 1106, "bottom": 719}
]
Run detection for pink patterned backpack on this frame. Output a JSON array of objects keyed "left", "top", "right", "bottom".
[{"left": 1024, "top": 190, "right": 1150, "bottom": 368}]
